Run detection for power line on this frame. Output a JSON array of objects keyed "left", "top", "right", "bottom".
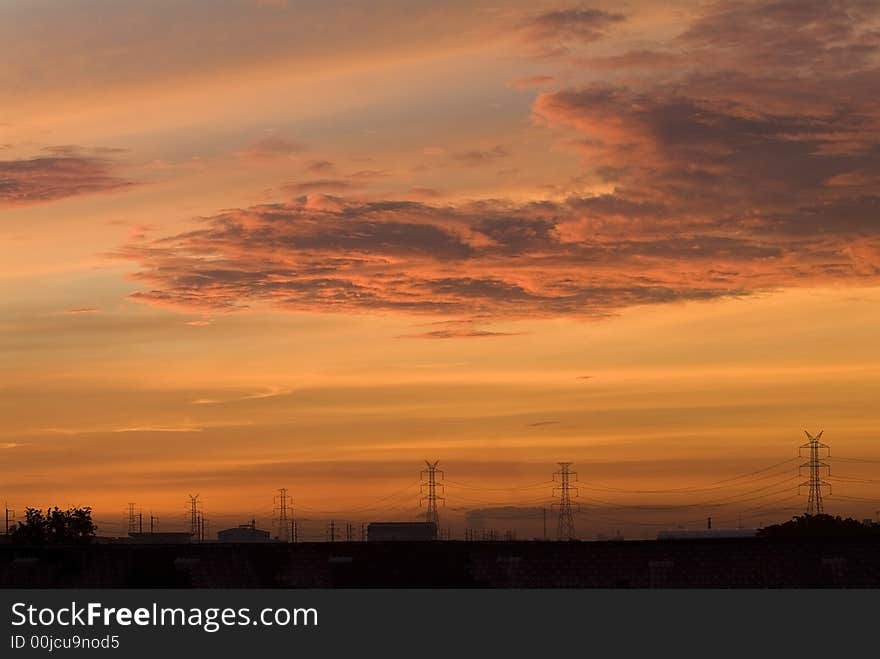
[
  {"left": 295, "top": 481, "right": 422, "bottom": 515},
  {"left": 443, "top": 479, "right": 554, "bottom": 492},
  {"left": 574, "top": 458, "right": 801, "bottom": 495}
]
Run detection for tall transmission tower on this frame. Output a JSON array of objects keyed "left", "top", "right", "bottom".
[
  {"left": 188, "top": 494, "right": 200, "bottom": 537},
  {"left": 799, "top": 430, "right": 831, "bottom": 515},
  {"left": 127, "top": 503, "right": 136, "bottom": 535},
  {"left": 420, "top": 460, "right": 444, "bottom": 538},
  {"left": 552, "top": 462, "right": 578, "bottom": 540},
  {"left": 275, "top": 488, "right": 291, "bottom": 542}
]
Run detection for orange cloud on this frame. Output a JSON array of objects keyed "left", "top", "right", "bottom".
[
  {"left": 0, "top": 153, "right": 133, "bottom": 207},
  {"left": 519, "top": 7, "right": 625, "bottom": 58},
  {"left": 111, "top": 1, "right": 880, "bottom": 321},
  {"left": 116, "top": 190, "right": 879, "bottom": 320}
]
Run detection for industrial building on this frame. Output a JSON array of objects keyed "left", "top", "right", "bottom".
[
  {"left": 657, "top": 529, "right": 757, "bottom": 540},
  {"left": 367, "top": 522, "right": 437, "bottom": 542},
  {"left": 126, "top": 532, "right": 193, "bottom": 544},
  {"left": 217, "top": 521, "right": 271, "bottom": 543}
]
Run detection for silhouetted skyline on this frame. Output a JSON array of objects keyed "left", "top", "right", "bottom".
[{"left": 2, "top": 2, "right": 879, "bottom": 526}]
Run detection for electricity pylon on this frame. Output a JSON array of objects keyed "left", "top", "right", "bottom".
[
  {"left": 799, "top": 430, "right": 831, "bottom": 515},
  {"left": 420, "top": 460, "right": 444, "bottom": 538},
  {"left": 553, "top": 462, "right": 578, "bottom": 540}
]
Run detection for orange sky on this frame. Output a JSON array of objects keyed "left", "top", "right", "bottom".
[{"left": 2, "top": 0, "right": 880, "bottom": 539}]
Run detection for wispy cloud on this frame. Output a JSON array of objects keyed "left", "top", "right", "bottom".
[
  {"left": 189, "top": 386, "right": 290, "bottom": 405},
  {"left": 0, "top": 151, "right": 133, "bottom": 207},
  {"left": 519, "top": 6, "right": 625, "bottom": 57},
  {"left": 451, "top": 145, "right": 510, "bottom": 166},
  {"left": 238, "top": 136, "right": 305, "bottom": 160},
  {"left": 396, "top": 318, "right": 520, "bottom": 339},
  {"left": 39, "top": 425, "right": 205, "bottom": 435}
]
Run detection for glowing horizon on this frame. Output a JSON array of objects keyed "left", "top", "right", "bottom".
[{"left": 2, "top": 0, "right": 880, "bottom": 539}]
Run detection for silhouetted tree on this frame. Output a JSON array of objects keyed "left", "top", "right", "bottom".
[
  {"left": 758, "top": 514, "right": 880, "bottom": 538},
  {"left": 9, "top": 507, "right": 97, "bottom": 545}
]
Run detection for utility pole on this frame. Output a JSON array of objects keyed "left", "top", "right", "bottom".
[
  {"left": 196, "top": 512, "right": 207, "bottom": 542},
  {"left": 328, "top": 520, "right": 336, "bottom": 542},
  {"left": 138, "top": 511, "right": 143, "bottom": 534},
  {"left": 275, "top": 488, "right": 291, "bottom": 542},
  {"left": 188, "top": 494, "right": 200, "bottom": 538},
  {"left": 552, "top": 462, "right": 578, "bottom": 541},
  {"left": 5, "top": 505, "right": 14, "bottom": 535},
  {"left": 346, "top": 522, "right": 353, "bottom": 542},
  {"left": 291, "top": 520, "right": 298, "bottom": 543},
  {"left": 420, "top": 460, "right": 444, "bottom": 538},
  {"left": 799, "top": 430, "right": 831, "bottom": 515},
  {"left": 127, "top": 503, "right": 137, "bottom": 535},
  {"left": 150, "top": 514, "right": 158, "bottom": 534}
]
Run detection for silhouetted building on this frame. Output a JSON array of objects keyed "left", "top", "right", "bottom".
[
  {"left": 367, "top": 522, "right": 437, "bottom": 541},
  {"left": 126, "top": 532, "right": 192, "bottom": 544},
  {"left": 657, "top": 529, "right": 757, "bottom": 540},
  {"left": 217, "top": 521, "right": 271, "bottom": 543}
]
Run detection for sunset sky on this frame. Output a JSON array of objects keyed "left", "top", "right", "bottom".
[{"left": 2, "top": 0, "right": 879, "bottom": 539}]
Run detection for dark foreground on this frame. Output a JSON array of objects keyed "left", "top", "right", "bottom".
[{"left": 2, "top": 537, "right": 879, "bottom": 588}]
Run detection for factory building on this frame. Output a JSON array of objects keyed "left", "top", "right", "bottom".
[
  {"left": 126, "top": 532, "right": 193, "bottom": 544},
  {"left": 217, "top": 520, "right": 271, "bottom": 543},
  {"left": 367, "top": 522, "right": 437, "bottom": 542}
]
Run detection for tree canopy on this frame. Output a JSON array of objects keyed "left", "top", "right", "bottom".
[
  {"left": 8, "top": 507, "right": 97, "bottom": 545},
  {"left": 758, "top": 514, "right": 880, "bottom": 538}
]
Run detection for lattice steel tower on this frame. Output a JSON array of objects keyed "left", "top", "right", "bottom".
[
  {"left": 553, "top": 462, "right": 578, "bottom": 540},
  {"left": 275, "top": 487, "right": 291, "bottom": 542},
  {"left": 420, "top": 460, "right": 444, "bottom": 537},
  {"left": 188, "top": 494, "right": 200, "bottom": 537},
  {"left": 127, "top": 503, "right": 137, "bottom": 535},
  {"left": 799, "top": 430, "right": 831, "bottom": 515}
]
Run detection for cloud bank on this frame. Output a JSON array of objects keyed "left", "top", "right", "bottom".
[{"left": 119, "top": 0, "right": 880, "bottom": 319}]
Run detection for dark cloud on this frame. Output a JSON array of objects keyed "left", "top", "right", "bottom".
[
  {"left": 116, "top": 188, "right": 875, "bottom": 318},
  {"left": 408, "top": 187, "right": 444, "bottom": 199},
  {"left": 397, "top": 328, "right": 519, "bottom": 340},
  {"left": 116, "top": 1, "right": 880, "bottom": 319},
  {"left": 240, "top": 136, "right": 305, "bottom": 159},
  {"left": 530, "top": 0, "right": 880, "bottom": 266},
  {"left": 396, "top": 318, "right": 520, "bottom": 339},
  {"left": 347, "top": 169, "right": 390, "bottom": 180},
  {"left": 0, "top": 154, "right": 133, "bottom": 206},
  {"left": 305, "top": 159, "right": 335, "bottom": 173},
  {"left": 521, "top": 7, "right": 625, "bottom": 56},
  {"left": 678, "top": 0, "right": 880, "bottom": 74},
  {"left": 452, "top": 145, "right": 510, "bottom": 166}
]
